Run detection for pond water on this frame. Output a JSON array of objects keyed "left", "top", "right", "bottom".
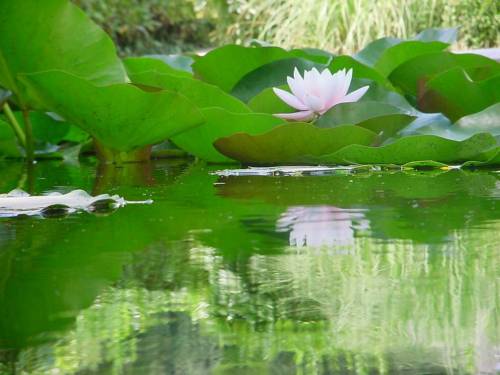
[{"left": 0, "top": 160, "right": 499, "bottom": 374}]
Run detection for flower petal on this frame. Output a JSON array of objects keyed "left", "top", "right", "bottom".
[
  {"left": 288, "top": 69, "right": 307, "bottom": 102},
  {"left": 274, "top": 110, "right": 315, "bottom": 121},
  {"left": 304, "top": 93, "right": 324, "bottom": 112},
  {"left": 273, "top": 87, "right": 308, "bottom": 110},
  {"left": 340, "top": 85, "right": 370, "bottom": 104}
]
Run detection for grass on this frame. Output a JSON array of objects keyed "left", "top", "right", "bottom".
[{"left": 220, "top": 0, "right": 499, "bottom": 54}]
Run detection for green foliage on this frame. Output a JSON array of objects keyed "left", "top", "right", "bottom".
[
  {"left": 0, "top": 0, "right": 126, "bottom": 109},
  {"left": 218, "top": 0, "right": 498, "bottom": 54},
  {"left": 20, "top": 70, "right": 204, "bottom": 153},
  {"left": 73, "top": 0, "right": 216, "bottom": 55}
]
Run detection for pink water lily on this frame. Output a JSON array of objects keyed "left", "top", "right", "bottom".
[{"left": 273, "top": 67, "right": 369, "bottom": 121}]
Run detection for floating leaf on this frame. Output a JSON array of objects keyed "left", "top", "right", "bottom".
[
  {"left": 0, "top": 0, "right": 126, "bottom": 108},
  {"left": 354, "top": 27, "right": 457, "bottom": 67},
  {"left": 318, "top": 133, "right": 497, "bottom": 165},
  {"left": 20, "top": 70, "right": 204, "bottom": 152},
  {"left": 172, "top": 108, "right": 285, "bottom": 163},
  {"left": 374, "top": 41, "right": 449, "bottom": 77},
  {"left": 231, "top": 58, "right": 325, "bottom": 102},
  {"left": 402, "top": 103, "right": 500, "bottom": 141},
  {"left": 192, "top": 45, "right": 325, "bottom": 92},
  {"left": 145, "top": 54, "right": 194, "bottom": 73},
  {"left": 389, "top": 52, "right": 500, "bottom": 96},
  {"left": 123, "top": 57, "right": 191, "bottom": 78},
  {"left": 248, "top": 86, "right": 295, "bottom": 114},
  {"left": 125, "top": 70, "right": 250, "bottom": 113},
  {"left": 214, "top": 123, "right": 377, "bottom": 165},
  {"left": 327, "top": 55, "right": 392, "bottom": 88},
  {"left": 419, "top": 68, "right": 500, "bottom": 121},
  {"left": 316, "top": 101, "right": 410, "bottom": 127}
]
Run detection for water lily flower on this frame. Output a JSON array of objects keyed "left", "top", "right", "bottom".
[{"left": 273, "top": 68, "right": 369, "bottom": 121}]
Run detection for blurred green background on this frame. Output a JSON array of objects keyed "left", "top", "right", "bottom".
[{"left": 73, "top": 0, "right": 498, "bottom": 56}]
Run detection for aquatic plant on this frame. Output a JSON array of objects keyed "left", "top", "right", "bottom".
[
  {"left": 0, "top": 0, "right": 498, "bottom": 166},
  {"left": 273, "top": 68, "right": 369, "bottom": 121}
]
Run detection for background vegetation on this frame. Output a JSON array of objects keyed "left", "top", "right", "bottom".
[{"left": 74, "top": 0, "right": 499, "bottom": 56}]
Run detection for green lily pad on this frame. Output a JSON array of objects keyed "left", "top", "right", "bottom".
[
  {"left": 318, "top": 133, "right": 497, "bottom": 165},
  {"left": 374, "top": 41, "right": 449, "bottom": 77},
  {"left": 316, "top": 101, "right": 410, "bottom": 127},
  {"left": 248, "top": 86, "right": 295, "bottom": 114},
  {"left": 19, "top": 70, "right": 204, "bottom": 152},
  {"left": 145, "top": 54, "right": 194, "bottom": 73},
  {"left": 327, "top": 55, "right": 392, "bottom": 88},
  {"left": 402, "top": 103, "right": 500, "bottom": 141},
  {"left": 419, "top": 68, "right": 500, "bottom": 122},
  {"left": 125, "top": 70, "right": 250, "bottom": 113},
  {"left": 213, "top": 123, "right": 378, "bottom": 165},
  {"left": 0, "top": 0, "right": 126, "bottom": 108},
  {"left": 172, "top": 108, "right": 286, "bottom": 163},
  {"left": 354, "top": 27, "right": 457, "bottom": 67},
  {"left": 231, "top": 58, "right": 325, "bottom": 102},
  {"left": 192, "top": 45, "right": 325, "bottom": 92},
  {"left": 123, "top": 57, "right": 192, "bottom": 78},
  {"left": 389, "top": 52, "right": 500, "bottom": 96}
]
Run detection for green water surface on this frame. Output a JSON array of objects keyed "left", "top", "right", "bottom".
[{"left": 0, "top": 160, "right": 499, "bottom": 374}]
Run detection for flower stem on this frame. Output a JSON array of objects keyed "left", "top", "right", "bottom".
[
  {"left": 22, "top": 109, "right": 34, "bottom": 163},
  {"left": 2, "top": 102, "right": 26, "bottom": 148}
]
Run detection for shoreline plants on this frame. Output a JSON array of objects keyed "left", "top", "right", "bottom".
[{"left": 0, "top": 0, "right": 499, "bottom": 166}]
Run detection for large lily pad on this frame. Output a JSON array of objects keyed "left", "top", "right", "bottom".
[
  {"left": 374, "top": 41, "right": 449, "bottom": 77},
  {"left": 354, "top": 27, "right": 457, "bottom": 67},
  {"left": 316, "top": 101, "right": 411, "bottom": 127},
  {"left": 317, "top": 133, "right": 497, "bottom": 165},
  {"left": 125, "top": 70, "right": 250, "bottom": 113},
  {"left": 144, "top": 54, "right": 194, "bottom": 73},
  {"left": 192, "top": 45, "right": 326, "bottom": 92},
  {"left": 0, "top": 0, "right": 126, "bottom": 108},
  {"left": 214, "top": 123, "right": 378, "bottom": 164},
  {"left": 172, "top": 108, "right": 286, "bottom": 163},
  {"left": 419, "top": 68, "right": 500, "bottom": 121},
  {"left": 19, "top": 71, "right": 204, "bottom": 152},
  {"left": 0, "top": 118, "right": 21, "bottom": 158},
  {"left": 401, "top": 103, "right": 500, "bottom": 141},
  {"left": 231, "top": 58, "right": 325, "bottom": 102},
  {"left": 327, "top": 55, "right": 392, "bottom": 88},
  {"left": 389, "top": 52, "right": 500, "bottom": 96},
  {"left": 124, "top": 57, "right": 192, "bottom": 78}
]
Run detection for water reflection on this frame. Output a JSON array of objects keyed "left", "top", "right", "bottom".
[
  {"left": 277, "top": 206, "right": 368, "bottom": 248},
  {"left": 0, "top": 161, "right": 499, "bottom": 374}
]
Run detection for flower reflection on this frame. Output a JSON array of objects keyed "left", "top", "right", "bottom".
[{"left": 276, "top": 206, "right": 368, "bottom": 248}]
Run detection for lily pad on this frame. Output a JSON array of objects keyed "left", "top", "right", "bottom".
[
  {"left": 327, "top": 55, "right": 392, "bottom": 88},
  {"left": 231, "top": 58, "right": 326, "bottom": 102},
  {"left": 401, "top": 103, "right": 500, "bottom": 141},
  {"left": 192, "top": 45, "right": 325, "bottom": 92},
  {"left": 354, "top": 27, "right": 457, "bottom": 67},
  {"left": 317, "top": 133, "right": 497, "bottom": 165},
  {"left": 0, "top": 0, "right": 126, "bottom": 108},
  {"left": 145, "top": 54, "right": 194, "bottom": 73},
  {"left": 19, "top": 70, "right": 204, "bottom": 152},
  {"left": 123, "top": 57, "right": 192, "bottom": 78},
  {"left": 374, "top": 41, "right": 449, "bottom": 77},
  {"left": 172, "top": 108, "right": 286, "bottom": 163},
  {"left": 214, "top": 123, "right": 378, "bottom": 165},
  {"left": 389, "top": 52, "right": 500, "bottom": 96},
  {"left": 419, "top": 68, "right": 500, "bottom": 121},
  {"left": 316, "top": 101, "right": 410, "bottom": 127},
  {"left": 125, "top": 70, "right": 250, "bottom": 113}
]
